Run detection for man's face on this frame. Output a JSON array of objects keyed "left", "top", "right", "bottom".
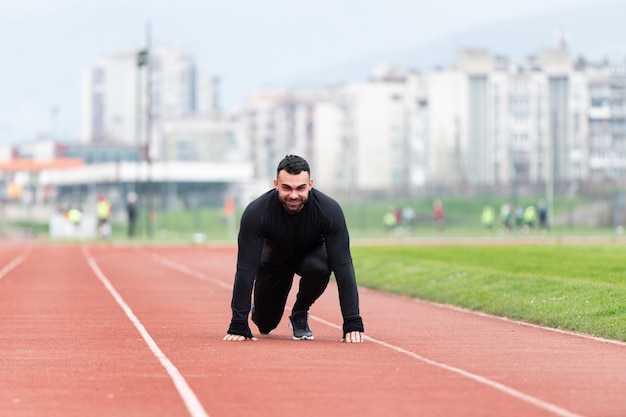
[{"left": 274, "top": 170, "right": 313, "bottom": 214}]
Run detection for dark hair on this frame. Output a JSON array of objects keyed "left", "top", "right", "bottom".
[{"left": 277, "top": 154, "right": 310, "bottom": 176}]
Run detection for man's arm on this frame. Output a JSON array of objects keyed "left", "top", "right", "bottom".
[
  {"left": 331, "top": 261, "right": 365, "bottom": 336},
  {"left": 321, "top": 198, "right": 365, "bottom": 339},
  {"left": 225, "top": 203, "right": 265, "bottom": 340}
]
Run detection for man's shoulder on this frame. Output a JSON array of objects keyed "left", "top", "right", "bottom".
[
  {"left": 310, "top": 189, "right": 343, "bottom": 214},
  {"left": 311, "top": 188, "right": 339, "bottom": 205},
  {"left": 244, "top": 189, "right": 276, "bottom": 213}
]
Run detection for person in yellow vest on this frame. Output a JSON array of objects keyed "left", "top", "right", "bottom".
[
  {"left": 66, "top": 206, "right": 83, "bottom": 239},
  {"left": 383, "top": 208, "right": 397, "bottom": 234},
  {"left": 481, "top": 204, "right": 496, "bottom": 233},
  {"left": 97, "top": 194, "right": 112, "bottom": 239},
  {"left": 523, "top": 204, "right": 538, "bottom": 233}
]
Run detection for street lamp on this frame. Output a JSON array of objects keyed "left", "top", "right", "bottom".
[{"left": 136, "top": 21, "right": 155, "bottom": 238}]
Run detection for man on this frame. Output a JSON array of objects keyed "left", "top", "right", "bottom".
[
  {"left": 126, "top": 192, "right": 138, "bottom": 237},
  {"left": 96, "top": 194, "right": 112, "bottom": 239},
  {"left": 224, "top": 155, "right": 365, "bottom": 343},
  {"left": 66, "top": 206, "right": 83, "bottom": 239}
]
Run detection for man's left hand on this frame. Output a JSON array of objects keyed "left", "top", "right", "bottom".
[{"left": 342, "top": 331, "right": 365, "bottom": 343}]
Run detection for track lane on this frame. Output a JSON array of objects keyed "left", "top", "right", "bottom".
[
  {"left": 137, "top": 245, "right": 626, "bottom": 417},
  {"left": 1, "top": 243, "right": 625, "bottom": 417},
  {"left": 0, "top": 244, "right": 197, "bottom": 417},
  {"left": 87, "top": 245, "right": 555, "bottom": 417}
]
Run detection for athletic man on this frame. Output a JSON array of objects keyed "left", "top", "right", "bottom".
[{"left": 224, "top": 155, "right": 365, "bottom": 343}]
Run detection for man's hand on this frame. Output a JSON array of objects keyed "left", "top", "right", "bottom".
[
  {"left": 223, "top": 334, "right": 257, "bottom": 341},
  {"left": 342, "top": 331, "right": 365, "bottom": 343}
]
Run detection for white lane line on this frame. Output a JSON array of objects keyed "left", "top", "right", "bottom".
[
  {"left": 149, "top": 253, "right": 232, "bottom": 290},
  {"left": 150, "top": 254, "right": 588, "bottom": 417},
  {"left": 313, "top": 316, "right": 587, "bottom": 417},
  {"left": 0, "top": 247, "right": 35, "bottom": 281},
  {"left": 81, "top": 246, "right": 210, "bottom": 417},
  {"left": 425, "top": 299, "right": 626, "bottom": 347},
  {"left": 0, "top": 256, "right": 26, "bottom": 280}
]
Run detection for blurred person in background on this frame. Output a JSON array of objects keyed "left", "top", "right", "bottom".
[
  {"left": 514, "top": 203, "right": 525, "bottom": 233},
  {"left": 524, "top": 204, "right": 538, "bottom": 233},
  {"left": 481, "top": 204, "right": 496, "bottom": 233},
  {"left": 66, "top": 206, "right": 82, "bottom": 239},
  {"left": 224, "top": 154, "right": 365, "bottom": 343},
  {"left": 96, "top": 194, "right": 112, "bottom": 239},
  {"left": 383, "top": 207, "right": 397, "bottom": 234},
  {"left": 402, "top": 205, "right": 416, "bottom": 233},
  {"left": 433, "top": 199, "right": 445, "bottom": 231},
  {"left": 500, "top": 202, "right": 513, "bottom": 233},
  {"left": 126, "top": 192, "right": 138, "bottom": 238},
  {"left": 537, "top": 199, "right": 549, "bottom": 234}
]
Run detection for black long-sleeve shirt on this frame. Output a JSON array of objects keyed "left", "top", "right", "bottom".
[{"left": 228, "top": 188, "right": 364, "bottom": 336}]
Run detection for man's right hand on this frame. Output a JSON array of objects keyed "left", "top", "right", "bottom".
[
  {"left": 226, "top": 320, "right": 255, "bottom": 340},
  {"left": 223, "top": 333, "right": 257, "bottom": 341}
]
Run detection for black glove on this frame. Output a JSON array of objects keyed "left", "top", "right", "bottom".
[
  {"left": 227, "top": 320, "right": 254, "bottom": 339},
  {"left": 342, "top": 315, "right": 364, "bottom": 337}
]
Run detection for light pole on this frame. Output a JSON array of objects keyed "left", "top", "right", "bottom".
[
  {"left": 136, "top": 21, "right": 155, "bottom": 238},
  {"left": 136, "top": 48, "right": 146, "bottom": 235}
]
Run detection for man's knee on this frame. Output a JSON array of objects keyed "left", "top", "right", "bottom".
[{"left": 251, "top": 304, "right": 282, "bottom": 334}]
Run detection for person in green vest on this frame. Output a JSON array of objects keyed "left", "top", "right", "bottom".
[
  {"left": 97, "top": 194, "right": 112, "bottom": 239},
  {"left": 523, "top": 204, "right": 538, "bottom": 233},
  {"left": 66, "top": 206, "right": 83, "bottom": 239},
  {"left": 68, "top": 207, "right": 82, "bottom": 225},
  {"left": 383, "top": 208, "right": 397, "bottom": 234},
  {"left": 481, "top": 204, "right": 496, "bottom": 233}
]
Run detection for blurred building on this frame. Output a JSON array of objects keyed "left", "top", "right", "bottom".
[
  {"left": 81, "top": 47, "right": 220, "bottom": 146},
  {"left": 238, "top": 47, "right": 626, "bottom": 197},
  {"left": 4, "top": 44, "right": 626, "bottom": 217},
  {"left": 239, "top": 89, "right": 320, "bottom": 182},
  {"left": 583, "top": 58, "right": 626, "bottom": 181},
  {"left": 0, "top": 42, "right": 249, "bottom": 223},
  {"left": 238, "top": 76, "right": 427, "bottom": 198},
  {"left": 428, "top": 48, "right": 589, "bottom": 190}
]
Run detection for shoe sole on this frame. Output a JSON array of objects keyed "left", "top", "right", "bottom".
[{"left": 288, "top": 322, "right": 314, "bottom": 340}]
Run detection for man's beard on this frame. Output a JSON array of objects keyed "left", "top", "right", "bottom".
[{"left": 281, "top": 196, "right": 307, "bottom": 214}]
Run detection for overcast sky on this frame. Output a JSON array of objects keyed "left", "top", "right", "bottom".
[{"left": 0, "top": 0, "right": 604, "bottom": 144}]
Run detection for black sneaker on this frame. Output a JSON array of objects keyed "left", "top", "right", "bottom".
[{"left": 289, "top": 311, "right": 314, "bottom": 340}]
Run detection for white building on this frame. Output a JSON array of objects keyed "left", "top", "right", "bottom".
[
  {"left": 81, "top": 47, "right": 218, "bottom": 147},
  {"left": 73, "top": 44, "right": 626, "bottom": 200},
  {"left": 239, "top": 88, "right": 321, "bottom": 181},
  {"left": 157, "top": 116, "right": 248, "bottom": 163},
  {"left": 585, "top": 59, "right": 626, "bottom": 181},
  {"left": 339, "top": 79, "right": 410, "bottom": 194},
  {"left": 81, "top": 50, "right": 138, "bottom": 144},
  {"left": 239, "top": 77, "right": 423, "bottom": 197}
]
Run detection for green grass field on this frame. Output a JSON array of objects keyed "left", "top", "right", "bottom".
[{"left": 351, "top": 243, "right": 626, "bottom": 342}]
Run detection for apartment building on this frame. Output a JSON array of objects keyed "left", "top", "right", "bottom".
[
  {"left": 584, "top": 59, "right": 626, "bottom": 181},
  {"left": 426, "top": 48, "right": 589, "bottom": 190},
  {"left": 238, "top": 88, "right": 322, "bottom": 181},
  {"left": 81, "top": 47, "right": 219, "bottom": 148},
  {"left": 10, "top": 47, "right": 250, "bottom": 214},
  {"left": 76, "top": 45, "right": 626, "bottom": 199},
  {"left": 240, "top": 47, "right": 626, "bottom": 197}
]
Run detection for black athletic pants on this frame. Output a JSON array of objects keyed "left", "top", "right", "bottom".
[{"left": 251, "top": 244, "right": 331, "bottom": 334}]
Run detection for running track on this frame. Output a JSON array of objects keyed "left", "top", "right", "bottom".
[{"left": 1, "top": 242, "right": 625, "bottom": 417}]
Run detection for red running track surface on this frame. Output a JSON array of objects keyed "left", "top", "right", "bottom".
[{"left": 0, "top": 242, "right": 625, "bottom": 417}]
